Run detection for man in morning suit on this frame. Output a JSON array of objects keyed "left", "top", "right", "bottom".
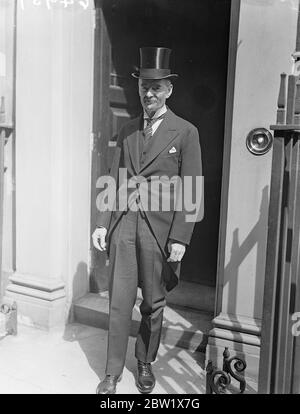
[{"left": 92, "top": 47, "right": 204, "bottom": 394}]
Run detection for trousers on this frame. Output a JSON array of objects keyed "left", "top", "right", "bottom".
[{"left": 105, "top": 210, "right": 167, "bottom": 375}]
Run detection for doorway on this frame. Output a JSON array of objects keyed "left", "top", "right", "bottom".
[{"left": 90, "top": 0, "right": 231, "bottom": 309}]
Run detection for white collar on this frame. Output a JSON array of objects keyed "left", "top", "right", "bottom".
[{"left": 143, "top": 105, "right": 167, "bottom": 120}]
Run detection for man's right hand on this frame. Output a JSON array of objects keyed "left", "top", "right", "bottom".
[{"left": 92, "top": 227, "right": 107, "bottom": 251}]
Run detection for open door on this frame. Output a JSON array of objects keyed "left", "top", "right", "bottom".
[{"left": 90, "top": 0, "right": 231, "bottom": 312}]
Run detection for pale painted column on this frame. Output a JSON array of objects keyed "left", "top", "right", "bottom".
[
  {"left": 0, "top": 0, "right": 16, "bottom": 293},
  {"left": 5, "top": 1, "right": 94, "bottom": 329},
  {"left": 207, "top": 0, "right": 299, "bottom": 380}
]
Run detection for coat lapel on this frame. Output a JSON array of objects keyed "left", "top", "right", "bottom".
[
  {"left": 139, "top": 109, "right": 179, "bottom": 173},
  {"left": 126, "top": 115, "right": 142, "bottom": 175}
]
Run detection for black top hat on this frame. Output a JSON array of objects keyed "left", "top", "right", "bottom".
[{"left": 132, "top": 47, "right": 178, "bottom": 80}]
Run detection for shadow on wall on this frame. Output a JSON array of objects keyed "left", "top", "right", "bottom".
[
  {"left": 215, "top": 185, "right": 269, "bottom": 373},
  {"left": 224, "top": 185, "right": 269, "bottom": 319}
]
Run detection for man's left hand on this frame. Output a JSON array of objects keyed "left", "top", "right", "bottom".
[{"left": 167, "top": 242, "right": 186, "bottom": 262}]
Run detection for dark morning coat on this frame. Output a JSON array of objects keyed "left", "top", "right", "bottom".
[{"left": 96, "top": 108, "right": 204, "bottom": 291}]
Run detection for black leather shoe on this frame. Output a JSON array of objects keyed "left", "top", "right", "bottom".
[
  {"left": 96, "top": 374, "right": 122, "bottom": 394},
  {"left": 136, "top": 360, "right": 156, "bottom": 394}
]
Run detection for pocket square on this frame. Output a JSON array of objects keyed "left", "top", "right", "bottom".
[{"left": 169, "top": 146, "right": 177, "bottom": 154}]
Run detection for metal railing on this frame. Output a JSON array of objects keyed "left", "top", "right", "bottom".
[{"left": 258, "top": 73, "right": 300, "bottom": 394}]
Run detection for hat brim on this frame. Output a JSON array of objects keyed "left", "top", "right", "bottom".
[{"left": 131, "top": 72, "right": 178, "bottom": 80}]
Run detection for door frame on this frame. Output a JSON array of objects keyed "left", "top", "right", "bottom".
[
  {"left": 90, "top": 0, "right": 241, "bottom": 301},
  {"left": 215, "top": 0, "right": 241, "bottom": 315}
]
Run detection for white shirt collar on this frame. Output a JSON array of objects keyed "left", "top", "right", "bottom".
[{"left": 143, "top": 105, "right": 167, "bottom": 120}]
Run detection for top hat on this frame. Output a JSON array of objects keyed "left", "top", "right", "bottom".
[{"left": 132, "top": 47, "right": 178, "bottom": 80}]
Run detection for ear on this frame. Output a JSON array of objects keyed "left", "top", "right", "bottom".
[{"left": 166, "top": 84, "right": 173, "bottom": 99}]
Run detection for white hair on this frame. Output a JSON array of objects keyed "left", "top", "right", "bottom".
[{"left": 162, "top": 79, "right": 173, "bottom": 90}]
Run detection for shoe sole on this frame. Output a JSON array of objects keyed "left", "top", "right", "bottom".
[
  {"left": 136, "top": 382, "right": 155, "bottom": 394},
  {"left": 96, "top": 374, "right": 123, "bottom": 394}
]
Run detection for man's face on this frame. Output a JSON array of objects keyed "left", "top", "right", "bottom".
[{"left": 138, "top": 79, "right": 173, "bottom": 115}]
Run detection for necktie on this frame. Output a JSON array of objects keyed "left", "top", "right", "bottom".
[{"left": 143, "top": 114, "right": 165, "bottom": 144}]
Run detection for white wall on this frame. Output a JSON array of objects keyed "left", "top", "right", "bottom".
[
  {"left": 10, "top": 0, "right": 95, "bottom": 324},
  {"left": 221, "top": 0, "right": 298, "bottom": 319}
]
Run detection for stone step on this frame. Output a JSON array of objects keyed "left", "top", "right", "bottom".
[
  {"left": 165, "top": 280, "right": 215, "bottom": 313},
  {"left": 73, "top": 292, "right": 213, "bottom": 353}
]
